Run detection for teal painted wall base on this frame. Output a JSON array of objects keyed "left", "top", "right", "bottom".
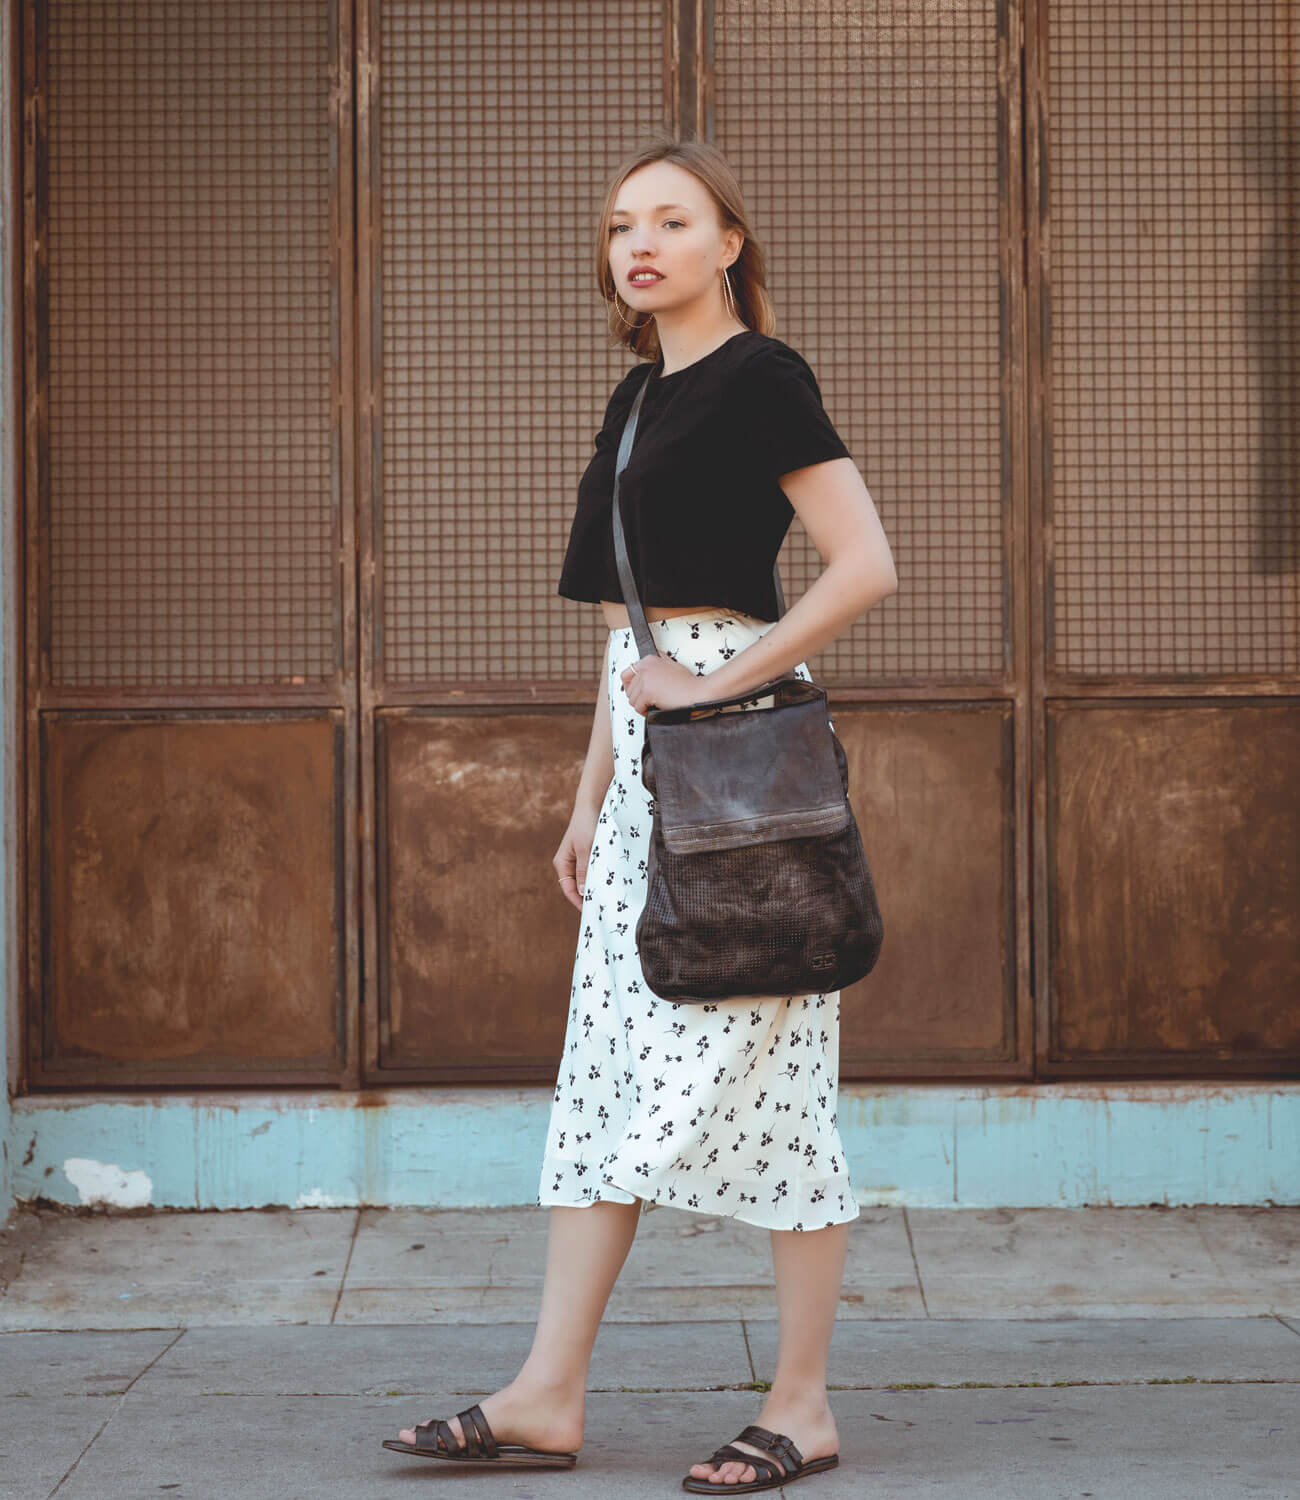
[{"left": 8, "top": 1083, "right": 1300, "bottom": 1211}]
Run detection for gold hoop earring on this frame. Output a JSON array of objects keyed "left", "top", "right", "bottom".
[
  {"left": 611, "top": 286, "right": 645, "bottom": 329},
  {"left": 721, "top": 264, "right": 739, "bottom": 321}
]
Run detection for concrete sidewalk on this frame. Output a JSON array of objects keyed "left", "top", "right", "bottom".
[{"left": 1, "top": 1203, "right": 1297, "bottom": 1497}]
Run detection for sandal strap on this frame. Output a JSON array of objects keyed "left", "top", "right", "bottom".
[
  {"left": 412, "top": 1415, "right": 458, "bottom": 1454},
  {"left": 457, "top": 1403, "right": 499, "bottom": 1459},
  {"left": 738, "top": 1423, "right": 804, "bottom": 1472},
  {"left": 706, "top": 1443, "right": 782, "bottom": 1484}
]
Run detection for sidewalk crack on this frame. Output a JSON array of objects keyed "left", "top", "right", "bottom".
[
  {"left": 901, "top": 1206, "right": 929, "bottom": 1317},
  {"left": 42, "top": 1327, "right": 184, "bottom": 1500},
  {"left": 331, "top": 1207, "right": 363, "bottom": 1323}
]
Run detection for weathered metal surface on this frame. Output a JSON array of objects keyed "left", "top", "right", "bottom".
[
  {"left": 17, "top": 0, "right": 1298, "bottom": 1098},
  {"left": 1027, "top": 1, "right": 1300, "bottom": 1078},
  {"left": 836, "top": 706, "right": 1024, "bottom": 1076},
  {"left": 375, "top": 710, "right": 592, "bottom": 1080},
  {"left": 1047, "top": 702, "right": 1300, "bottom": 1072},
  {"left": 1037, "top": 2, "right": 1299, "bottom": 685},
  {"left": 38, "top": 715, "right": 345, "bottom": 1084},
  {"left": 20, "top": 0, "right": 361, "bottom": 1090}
]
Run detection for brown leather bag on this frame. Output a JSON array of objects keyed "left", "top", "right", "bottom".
[{"left": 610, "top": 357, "right": 884, "bottom": 1003}]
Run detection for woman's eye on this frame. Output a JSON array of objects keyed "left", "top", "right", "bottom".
[{"left": 609, "top": 221, "right": 686, "bottom": 233}]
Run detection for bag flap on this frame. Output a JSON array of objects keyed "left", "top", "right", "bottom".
[{"left": 644, "top": 691, "right": 850, "bottom": 854}]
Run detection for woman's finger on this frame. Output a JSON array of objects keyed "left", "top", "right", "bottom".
[{"left": 555, "top": 870, "right": 581, "bottom": 910}]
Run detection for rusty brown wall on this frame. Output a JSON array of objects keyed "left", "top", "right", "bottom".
[
  {"left": 1029, "top": 0, "right": 1299, "bottom": 1075},
  {"left": 21, "top": 0, "right": 358, "bottom": 1088},
  {"left": 17, "top": 1, "right": 1299, "bottom": 1090}
]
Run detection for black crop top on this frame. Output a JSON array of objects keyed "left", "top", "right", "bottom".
[{"left": 556, "top": 328, "right": 852, "bottom": 623}]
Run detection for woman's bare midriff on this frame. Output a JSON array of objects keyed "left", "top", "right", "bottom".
[{"left": 600, "top": 600, "right": 730, "bottom": 632}]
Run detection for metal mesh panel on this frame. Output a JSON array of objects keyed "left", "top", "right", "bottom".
[
  {"left": 379, "top": 1, "right": 666, "bottom": 685},
  {"left": 717, "top": 0, "right": 1006, "bottom": 682},
  {"left": 1048, "top": 3, "right": 1299, "bottom": 677},
  {"left": 43, "top": 0, "right": 337, "bottom": 688}
]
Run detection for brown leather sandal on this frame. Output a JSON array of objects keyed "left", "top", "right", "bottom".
[
  {"left": 681, "top": 1422, "right": 839, "bottom": 1493},
  {"left": 382, "top": 1401, "right": 579, "bottom": 1468}
]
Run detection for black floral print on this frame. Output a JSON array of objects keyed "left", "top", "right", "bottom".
[{"left": 537, "top": 608, "right": 859, "bottom": 1232}]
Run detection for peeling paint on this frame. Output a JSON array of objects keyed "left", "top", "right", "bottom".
[
  {"left": 294, "top": 1187, "right": 349, "bottom": 1209},
  {"left": 4, "top": 1085, "right": 1296, "bottom": 1211},
  {"left": 63, "top": 1157, "right": 153, "bottom": 1208}
]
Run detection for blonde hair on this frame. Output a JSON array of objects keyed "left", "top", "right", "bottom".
[{"left": 594, "top": 133, "right": 776, "bottom": 359}]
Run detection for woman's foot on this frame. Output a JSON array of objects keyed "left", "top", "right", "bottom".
[
  {"left": 397, "top": 1376, "right": 585, "bottom": 1456},
  {"left": 687, "top": 1394, "right": 839, "bottom": 1486}
]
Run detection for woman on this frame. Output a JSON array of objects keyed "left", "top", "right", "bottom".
[{"left": 385, "top": 137, "right": 898, "bottom": 1492}]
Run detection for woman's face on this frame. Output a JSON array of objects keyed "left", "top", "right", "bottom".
[{"left": 608, "top": 161, "right": 740, "bottom": 317}]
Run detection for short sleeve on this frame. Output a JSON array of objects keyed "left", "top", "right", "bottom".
[{"left": 739, "top": 344, "right": 852, "bottom": 480}]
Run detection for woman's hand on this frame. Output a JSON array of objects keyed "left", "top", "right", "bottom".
[
  {"left": 553, "top": 803, "right": 599, "bottom": 911},
  {"left": 619, "top": 654, "right": 704, "bottom": 716}
]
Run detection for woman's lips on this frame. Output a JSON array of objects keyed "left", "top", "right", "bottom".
[{"left": 627, "top": 270, "right": 665, "bottom": 286}]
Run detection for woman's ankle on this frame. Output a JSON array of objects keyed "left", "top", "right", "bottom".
[
  {"left": 513, "top": 1361, "right": 589, "bottom": 1403},
  {"left": 763, "top": 1379, "right": 832, "bottom": 1413}
]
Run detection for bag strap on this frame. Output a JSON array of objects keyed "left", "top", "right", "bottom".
[{"left": 611, "top": 357, "right": 789, "bottom": 664}]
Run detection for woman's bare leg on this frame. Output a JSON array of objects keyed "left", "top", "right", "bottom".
[
  {"left": 687, "top": 1220, "right": 849, "bottom": 1486},
  {"left": 396, "top": 1199, "right": 642, "bottom": 1453}
]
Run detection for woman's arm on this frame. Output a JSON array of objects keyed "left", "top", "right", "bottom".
[
  {"left": 573, "top": 630, "right": 616, "bottom": 814},
  {"left": 701, "top": 456, "right": 898, "bottom": 700}
]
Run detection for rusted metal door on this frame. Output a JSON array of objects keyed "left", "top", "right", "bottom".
[
  {"left": 1025, "top": 0, "right": 1300, "bottom": 1076},
  {"left": 351, "top": 1, "right": 676, "bottom": 1082},
  {"left": 706, "top": 1, "right": 1035, "bottom": 1078},
  {"left": 20, "top": 1, "right": 1299, "bottom": 1091},
  {"left": 352, "top": 0, "right": 1032, "bottom": 1082},
  {"left": 20, "top": 0, "right": 360, "bottom": 1088}
]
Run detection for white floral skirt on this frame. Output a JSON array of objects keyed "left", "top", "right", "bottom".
[{"left": 536, "top": 606, "right": 859, "bottom": 1232}]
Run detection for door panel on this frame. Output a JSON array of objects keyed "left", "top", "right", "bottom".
[
  {"left": 365, "top": 0, "right": 671, "bottom": 694},
  {"left": 38, "top": 0, "right": 342, "bottom": 689},
  {"left": 716, "top": 0, "right": 1011, "bottom": 689},
  {"left": 1041, "top": 1, "right": 1298, "bottom": 683},
  {"left": 357, "top": 0, "right": 671, "bottom": 1077},
  {"left": 1047, "top": 703, "right": 1300, "bottom": 1071},
  {"left": 23, "top": 0, "right": 358, "bottom": 1088},
  {"left": 1029, "top": 0, "right": 1300, "bottom": 1076},
  {"left": 376, "top": 710, "right": 592, "bottom": 1079},
  {"left": 714, "top": 0, "right": 1031, "bottom": 1078},
  {"left": 42, "top": 717, "right": 344, "bottom": 1082},
  {"left": 837, "top": 708, "right": 1019, "bottom": 1070}
]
